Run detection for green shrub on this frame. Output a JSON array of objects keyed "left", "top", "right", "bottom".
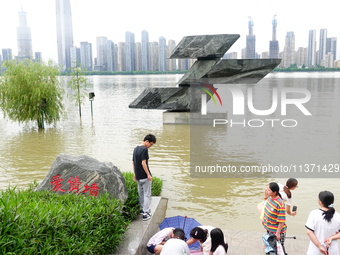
[
  {"left": 0, "top": 187, "right": 127, "bottom": 254},
  {"left": 0, "top": 174, "right": 163, "bottom": 254}
]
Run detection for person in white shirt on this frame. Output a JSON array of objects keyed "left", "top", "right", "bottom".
[
  {"left": 305, "top": 190, "right": 340, "bottom": 255},
  {"left": 210, "top": 228, "right": 228, "bottom": 255},
  {"left": 279, "top": 178, "right": 298, "bottom": 216},
  {"left": 160, "top": 228, "right": 190, "bottom": 255},
  {"left": 147, "top": 227, "right": 174, "bottom": 255}
]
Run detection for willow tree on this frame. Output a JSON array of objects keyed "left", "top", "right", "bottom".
[
  {"left": 0, "top": 60, "right": 64, "bottom": 129},
  {"left": 67, "top": 66, "right": 90, "bottom": 117}
]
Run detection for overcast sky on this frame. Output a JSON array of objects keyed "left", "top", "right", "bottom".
[{"left": 1, "top": 0, "right": 339, "bottom": 61}]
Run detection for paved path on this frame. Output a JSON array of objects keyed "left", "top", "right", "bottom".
[{"left": 224, "top": 230, "right": 309, "bottom": 255}]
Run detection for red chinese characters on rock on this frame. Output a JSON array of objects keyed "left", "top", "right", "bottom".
[
  {"left": 68, "top": 176, "right": 81, "bottom": 193},
  {"left": 50, "top": 175, "right": 100, "bottom": 197},
  {"left": 83, "top": 183, "right": 100, "bottom": 197},
  {"left": 50, "top": 175, "right": 66, "bottom": 192}
]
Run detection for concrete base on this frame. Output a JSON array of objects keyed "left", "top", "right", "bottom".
[
  {"left": 114, "top": 196, "right": 168, "bottom": 255},
  {"left": 163, "top": 111, "right": 227, "bottom": 125}
]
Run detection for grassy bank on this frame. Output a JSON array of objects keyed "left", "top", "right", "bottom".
[{"left": 0, "top": 172, "right": 162, "bottom": 255}]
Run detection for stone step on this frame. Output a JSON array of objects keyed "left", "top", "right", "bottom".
[{"left": 114, "top": 196, "right": 168, "bottom": 255}]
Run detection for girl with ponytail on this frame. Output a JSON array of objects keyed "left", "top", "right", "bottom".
[{"left": 306, "top": 191, "right": 340, "bottom": 255}]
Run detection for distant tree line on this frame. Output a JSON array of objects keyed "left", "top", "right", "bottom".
[
  {"left": 274, "top": 64, "right": 340, "bottom": 72},
  {"left": 60, "top": 70, "right": 187, "bottom": 76}
]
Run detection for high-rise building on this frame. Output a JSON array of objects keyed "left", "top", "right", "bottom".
[
  {"left": 326, "top": 37, "right": 337, "bottom": 62},
  {"left": 282, "top": 31, "right": 295, "bottom": 67},
  {"left": 246, "top": 17, "right": 256, "bottom": 59},
  {"left": 141, "top": 30, "right": 150, "bottom": 71},
  {"left": 107, "top": 40, "right": 116, "bottom": 72},
  {"left": 17, "top": 8, "right": 33, "bottom": 60},
  {"left": 158, "top": 36, "right": 167, "bottom": 72},
  {"left": 80, "top": 42, "right": 93, "bottom": 71},
  {"left": 308, "top": 30, "right": 317, "bottom": 67},
  {"left": 149, "top": 42, "right": 159, "bottom": 71},
  {"left": 135, "top": 42, "right": 142, "bottom": 71},
  {"left": 269, "top": 15, "right": 279, "bottom": 58},
  {"left": 167, "top": 39, "right": 176, "bottom": 71},
  {"left": 96, "top": 36, "right": 108, "bottom": 71},
  {"left": 2, "top": 49, "right": 13, "bottom": 61},
  {"left": 318, "top": 29, "right": 327, "bottom": 65},
  {"left": 125, "top": 31, "right": 136, "bottom": 71},
  {"left": 70, "top": 46, "right": 80, "bottom": 68},
  {"left": 34, "top": 52, "right": 42, "bottom": 62},
  {"left": 117, "top": 42, "right": 126, "bottom": 71},
  {"left": 296, "top": 47, "right": 307, "bottom": 67},
  {"left": 56, "top": 0, "right": 74, "bottom": 71}
]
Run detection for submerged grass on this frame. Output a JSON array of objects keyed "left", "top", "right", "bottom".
[{"left": 0, "top": 172, "right": 162, "bottom": 255}]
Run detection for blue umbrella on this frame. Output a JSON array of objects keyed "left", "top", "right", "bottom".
[{"left": 159, "top": 215, "right": 201, "bottom": 251}]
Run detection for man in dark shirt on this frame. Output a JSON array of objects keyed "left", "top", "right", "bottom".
[{"left": 132, "top": 134, "right": 156, "bottom": 221}]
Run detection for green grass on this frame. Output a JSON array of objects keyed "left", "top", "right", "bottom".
[{"left": 0, "top": 173, "right": 162, "bottom": 255}]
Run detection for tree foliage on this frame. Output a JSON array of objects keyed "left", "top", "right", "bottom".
[
  {"left": 67, "top": 66, "right": 91, "bottom": 117},
  {"left": 0, "top": 60, "right": 64, "bottom": 129}
]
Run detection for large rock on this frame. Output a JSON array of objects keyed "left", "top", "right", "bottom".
[{"left": 35, "top": 154, "right": 128, "bottom": 202}]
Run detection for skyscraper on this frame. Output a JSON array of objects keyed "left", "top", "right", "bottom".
[
  {"left": 141, "top": 30, "right": 150, "bottom": 71},
  {"left": 326, "top": 37, "right": 337, "bottom": 62},
  {"left": 2, "top": 49, "right": 13, "bottom": 61},
  {"left": 158, "top": 36, "right": 167, "bottom": 72},
  {"left": 96, "top": 36, "right": 108, "bottom": 71},
  {"left": 167, "top": 39, "right": 177, "bottom": 71},
  {"left": 107, "top": 40, "right": 116, "bottom": 72},
  {"left": 80, "top": 42, "right": 93, "bottom": 71},
  {"left": 117, "top": 42, "right": 126, "bottom": 71},
  {"left": 308, "top": 30, "right": 317, "bottom": 67},
  {"left": 56, "top": 0, "right": 74, "bottom": 71},
  {"left": 125, "top": 31, "right": 136, "bottom": 71},
  {"left": 70, "top": 46, "right": 80, "bottom": 68},
  {"left": 282, "top": 32, "right": 295, "bottom": 67},
  {"left": 269, "top": 15, "right": 279, "bottom": 58},
  {"left": 149, "top": 42, "right": 159, "bottom": 71},
  {"left": 135, "top": 42, "right": 142, "bottom": 71},
  {"left": 246, "top": 17, "right": 256, "bottom": 59},
  {"left": 318, "top": 29, "right": 327, "bottom": 65},
  {"left": 17, "top": 8, "right": 32, "bottom": 60}
]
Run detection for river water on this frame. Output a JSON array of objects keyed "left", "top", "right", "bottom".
[{"left": 1, "top": 73, "right": 340, "bottom": 237}]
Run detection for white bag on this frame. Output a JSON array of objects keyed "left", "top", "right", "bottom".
[{"left": 276, "top": 241, "right": 285, "bottom": 255}]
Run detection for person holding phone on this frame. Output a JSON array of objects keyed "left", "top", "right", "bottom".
[{"left": 279, "top": 178, "right": 298, "bottom": 216}]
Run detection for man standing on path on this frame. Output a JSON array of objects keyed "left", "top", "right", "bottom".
[{"left": 132, "top": 134, "right": 156, "bottom": 221}]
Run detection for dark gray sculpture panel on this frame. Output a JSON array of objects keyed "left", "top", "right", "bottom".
[
  {"left": 177, "top": 59, "right": 281, "bottom": 85},
  {"left": 129, "top": 34, "right": 281, "bottom": 112},
  {"left": 129, "top": 87, "right": 189, "bottom": 110},
  {"left": 169, "top": 34, "right": 240, "bottom": 59}
]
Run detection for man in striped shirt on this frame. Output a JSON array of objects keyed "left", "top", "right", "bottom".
[{"left": 263, "top": 182, "right": 287, "bottom": 255}]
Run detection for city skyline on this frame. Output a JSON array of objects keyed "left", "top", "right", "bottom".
[{"left": 1, "top": 0, "right": 340, "bottom": 61}]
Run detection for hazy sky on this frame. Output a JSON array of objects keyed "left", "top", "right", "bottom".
[{"left": 1, "top": 0, "right": 339, "bottom": 61}]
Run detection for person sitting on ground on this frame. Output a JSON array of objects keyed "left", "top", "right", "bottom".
[
  {"left": 146, "top": 227, "right": 180, "bottom": 255},
  {"left": 187, "top": 226, "right": 215, "bottom": 255},
  {"left": 160, "top": 228, "right": 190, "bottom": 255},
  {"left": 210, "top": 228, "right": 228, "bottom": 255}
]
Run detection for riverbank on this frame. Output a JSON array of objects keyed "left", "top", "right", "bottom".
[{"left": 115, "top": 196, "right": 339, "bottom": 255}]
